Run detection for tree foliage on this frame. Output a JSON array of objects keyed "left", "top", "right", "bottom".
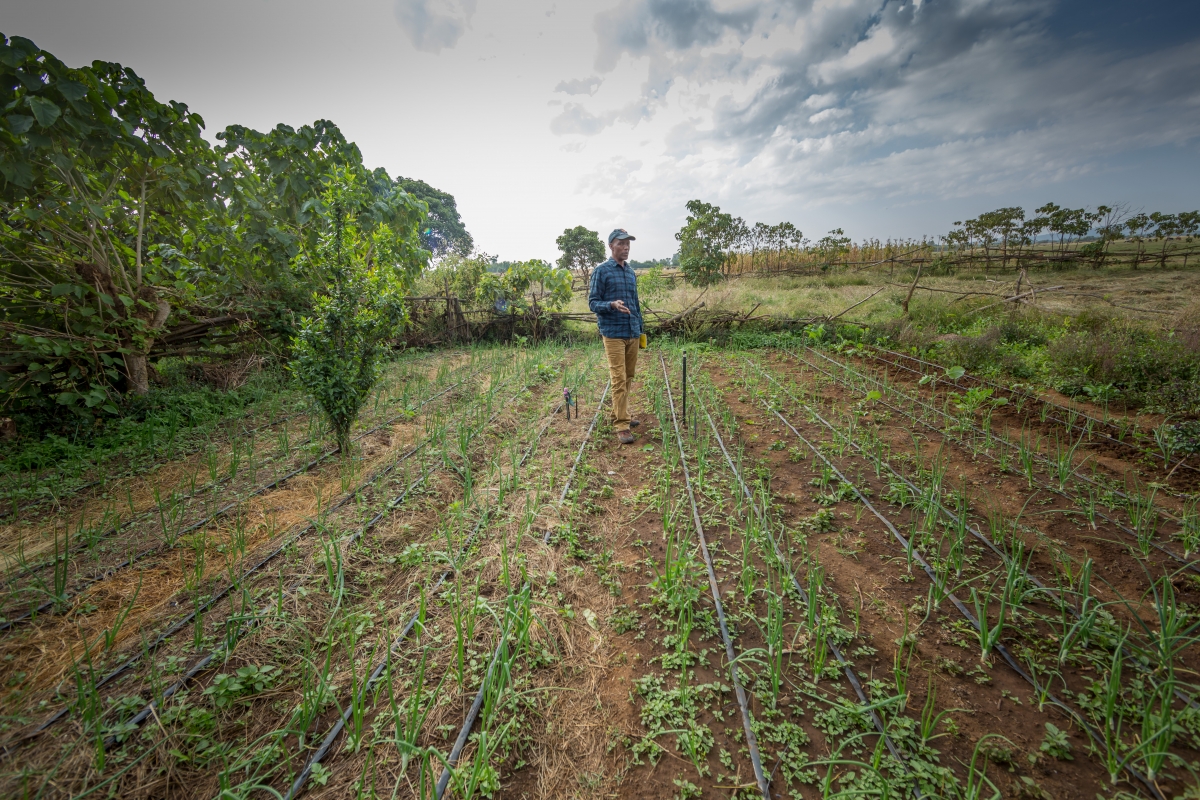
[
  {"left": 555, "top": 225, "right": 605, "bottom": 284},
  {"left": 290, "top": 168, "right": 426, "bottom": 453},
  {"left": 0, "top": 33, "right": 222, "bottom": 412},
  {"left": 476, "top": 260, "right": 572, "bottom": 314},
  {"left": 0, "top": 34, "right": 466, "bottom": 419},
  {"left": 393, "top": 176, "right": 473, "bottom": 259},
  {"left": 675, "top": 199, "right": 743, "bottom": 287}
]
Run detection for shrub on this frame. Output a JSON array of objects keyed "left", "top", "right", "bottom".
[{"left": 292, "top": 169, "right": 424, "bottom": 452}]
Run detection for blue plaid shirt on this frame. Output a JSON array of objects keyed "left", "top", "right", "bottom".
[{"left": 588, "top": 258, "right": 643, "bottom": 339}]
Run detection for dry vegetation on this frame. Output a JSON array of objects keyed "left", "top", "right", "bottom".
[{"left": 1, "top": 265, "right": 1199, "bottom": 800}]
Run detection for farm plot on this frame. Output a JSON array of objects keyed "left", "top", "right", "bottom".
[
  {"left": 0, "top": 343, "right": 609, "bottom": 796},
  {"left": 1, "top": 343, "right": 1197, "bottom": 800},
  {"left": 688, "top": 346, "right": 1200, "bottom": 799}
]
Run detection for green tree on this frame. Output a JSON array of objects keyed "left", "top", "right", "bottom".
[
  {"left": 0, "top": 33, "right": 222, "bottom": 412},
  {"left": 1124, "top": 213, "right": 1154, "bottom": 269},
  {"left": 428, "top": 252, "right": 491, "bottom": 307},
  {"left": 291, "top": 168, "right": 426, "bottom": 453},
  {"left": 675, "top": 199, "right": 739, "bottom": 287},
  {"left": 814, "top": 228, "right": 851, "bottom": 271},
  {"left": 393, "top": 176, "right": 473, "bottom": 258},
  {"left": 555, "top": 225, "right": 605, "bottom": 285}
]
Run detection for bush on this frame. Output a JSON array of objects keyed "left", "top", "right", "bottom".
[{"left": 292, "top": 169, "right": 423, "bottom": 452}]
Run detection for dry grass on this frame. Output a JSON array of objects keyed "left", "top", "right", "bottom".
[{"left": 568, "top": 264, "right": 1200, "bottom": 328}]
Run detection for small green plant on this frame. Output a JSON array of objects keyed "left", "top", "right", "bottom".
[
  {"left": 204, "top": 664, "right": 278, "bottom": 708},
  {"left": 1039, "top": 722, "right": 1072, "bottom": 760}
]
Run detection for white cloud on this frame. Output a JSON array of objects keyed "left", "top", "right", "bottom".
[
  {"left": 394, "top": 0, "right": 478, "bottom": 53},
  {"left": 555, "top": 76, "right": 603, "bottom": 95}
]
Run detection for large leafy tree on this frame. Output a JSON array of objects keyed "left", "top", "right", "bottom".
[
  {"left": 555, "top": 225, "right": 605, "bottom": 284},
  {"left": 393, "top": 176, "right": 472, "bottom": 258},
  {"left": 0, "top": 34, "right": 464, "bottom": 420},
  {"left": 0, "top": 33, "right": 222, "bottom": 411}
]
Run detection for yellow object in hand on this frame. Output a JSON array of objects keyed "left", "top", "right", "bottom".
[{"left": 639, "top": 333, "right": 647, "bottom": 349}]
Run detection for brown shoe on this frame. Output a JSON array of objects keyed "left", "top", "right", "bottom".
[{"left": 617, "top": 429, "right": 635, "bottom": 444}]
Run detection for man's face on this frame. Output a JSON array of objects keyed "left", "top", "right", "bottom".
[{"left": 610, "top": 237, "right": 631, "bottom": 262}]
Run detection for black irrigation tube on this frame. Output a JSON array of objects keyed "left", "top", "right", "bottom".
[
  {"left": 689, "top": 374, "right": 921, "bottom": 793},
  {"left": 0, "top": 350, "right": 452, "bottom": 524},
  {"left": 2, "top": 372, "right": 526, "bottom": 749},
  {"left": 661, "top": 354, "right": 771, "bottom": 800},
  {"left": 756, "top": 381, "right": 1165, "bottom": 800},
  {"left": 2, "top": 352, "right": 465, "bottom": 582},
  {"left": 0, "top": 407, "right": 309, "bottom": 525},
  {"left": 862, "top": 344, "right": 1198, "bottom": 478},
  {"left": 112, "top": 390, "right": 528, "bottom": 760},
  {"left": 749, "top": 359, "right": 1200, "bottom": 715},
  {"left": 285, "top": 389, "right": 580, "bottom": 800},
  {"left": 0, "top": 363, "right": 492, "bottom": 634},
  {"left": 432, "top": 379, "right": 610, "bottom": 800},
  {"left": 798, "top": 347, "right": 1200, "bottom": 576}
]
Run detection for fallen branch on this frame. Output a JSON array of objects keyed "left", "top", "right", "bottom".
[
  {"left": 967, "top": 286, "right": 1065, "bottom": 315},
  {"left": 828, "top": 286, "right": 886, "bottom": 321},
  {"left": 901, "top": 263, "right": 924, "bottom": 317}
]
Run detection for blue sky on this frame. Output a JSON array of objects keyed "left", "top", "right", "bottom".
[{"left": 5, "top": 0, "right": 1199, "bottom": 260}]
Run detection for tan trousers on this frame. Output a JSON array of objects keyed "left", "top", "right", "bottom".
[{"left": 602, "top": 336, "right": 639, "bottom": 431}]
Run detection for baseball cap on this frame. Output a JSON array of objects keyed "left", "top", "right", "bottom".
[{"left": 607, "top": 228, "right": 636, "bottom": 245}]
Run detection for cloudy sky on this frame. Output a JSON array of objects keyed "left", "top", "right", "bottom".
[{"left": 6, "top": 0, "right": 1199, "bottom": 259}]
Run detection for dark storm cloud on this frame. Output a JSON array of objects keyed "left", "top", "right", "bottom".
[
  {"left": 394, "top": 0, "right": 478, "bottom": 53},
  {"left": 555, "top": 76, "right": 604, "bottom": 95},
  {"left": 593, "top": 0, "right": 759, "bottom": 71},
  {"left": 564, "top": 0, "right": 1200, "bottom": 202}
]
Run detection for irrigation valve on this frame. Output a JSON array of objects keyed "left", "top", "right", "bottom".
[{"left": 562, "top": 387, "right": 578, "bottom": 420}]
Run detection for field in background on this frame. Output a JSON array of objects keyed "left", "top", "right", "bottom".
[{"left": 568, "top": 261, "right": 1200, "bottom": 420}]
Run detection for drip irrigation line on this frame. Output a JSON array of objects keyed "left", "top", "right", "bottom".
[
  {"left": 799, "top": 347, "right": 1200, "bottom": 576},
  {"left": 749, "top": 359, "right": 1200, "bottom": 715},
  {"left": 4, "top": 356, "right": 485, "bottom": 588},
  {"left": 102, "top": 580, "right": 304, "bottom": 749},
  {"left": 284, "top": 393, "right": 572, "bottom": 800},
  {"left": 688, "top": 373, "right": 920, "bottom": 793},
  {"left": 660, "top": 354, "right": 771, "bottom": 800},
  {"left": 0, "top": 408, "right": 308, "bottom": 525},
  {"left": 2, "top": 372, "right": 529, "bottom": 750},
  {"left": 755, "top": 377, "right": 1165, "bottom": 800},
  {"left": 432, "top": 379, "right": 610, "bottom": 800},
  {"left": 862, "top": 344, "right": 1196, "bottom": 477},
  {"left": 0, "top": 362, "right": 496, "bottom": 634},
  {"left": 0, "top": 349, "right": 451, "bottom": 523}
]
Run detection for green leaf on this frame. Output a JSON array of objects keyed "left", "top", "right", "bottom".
[
  {"left": 946, "top": 366, "right": 966, "bottom": 380},
  {"left": 56, "top": 79, "right": 89, "bottom": 102},
  {"left": 5, "top": 113, "right": 34, "bottom": 134},
  {"left": 50, "top": 283, "right": 78, "bottom": 297},
  {"left": 27, "top": 96, "right": 62, "bottom": 128}
]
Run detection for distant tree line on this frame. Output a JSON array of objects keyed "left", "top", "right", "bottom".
[{"left": 670, "top": 199, "right": 1200, "bottom": 286}]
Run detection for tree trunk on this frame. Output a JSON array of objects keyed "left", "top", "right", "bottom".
[{"left": 125, "top": 287, "right": 171, "bottom": 395}]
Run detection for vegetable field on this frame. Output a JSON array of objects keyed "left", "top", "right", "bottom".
[{"left": 1, "top": 337, "right": 1198, "bottom": 800}]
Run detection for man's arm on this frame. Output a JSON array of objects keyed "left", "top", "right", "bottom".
[{"left": 587, "top": 267, "right": 609, "bottom": 315}]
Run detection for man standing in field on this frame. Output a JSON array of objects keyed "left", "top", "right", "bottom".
[{"left": 589, "top": 229, "right": 643, "bottom": 445}]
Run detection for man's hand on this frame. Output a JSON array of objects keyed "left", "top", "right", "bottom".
[{"left": 610, "top": 299, "right": 632, "bottom": 314}]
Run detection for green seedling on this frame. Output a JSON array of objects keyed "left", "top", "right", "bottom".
[
  {"left": 1039, "top": 722, "right": 1072, "bottom": 760},
  {"left": 970, "top": 580, "right": 1008, "bottom": 663}
]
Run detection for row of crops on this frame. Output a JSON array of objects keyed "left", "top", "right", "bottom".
[
  {"left": 604, "top": 343, "right": 1197, "bottom": 798},
  {"left": 0, "top": 344, "right": 616, "bottom": 797},
  {"left": 0, "top": 339, "right": 1196, "bottom": 798}
]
